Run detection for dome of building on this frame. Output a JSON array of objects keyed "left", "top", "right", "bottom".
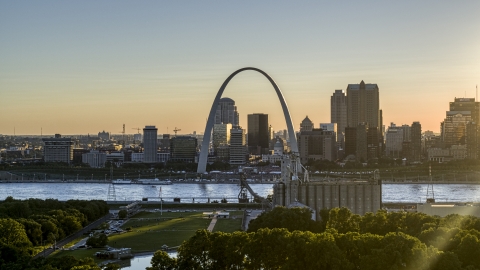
[{"left": 273, "top": 138, "right": 284, "bottom": 155}]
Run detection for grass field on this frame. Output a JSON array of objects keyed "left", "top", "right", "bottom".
[
  {"left": 51, "top": 209, "right": 245, "bottom": 260},
  {"left": 108, "top": 211, "right": 210, "bottom": 252},
  {"left": 212, "top": 218, "right": 242, "bottom": 232},
  {"left": 50, "top": 247, "right": 104, "bottom": 263}
]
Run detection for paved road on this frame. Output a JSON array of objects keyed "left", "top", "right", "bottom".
[
  {"left": 243, "top": 210, "right": 263, "bottom": 231},
  {"left": 34, "top": 213, "right": 111, "bottom": 259}
]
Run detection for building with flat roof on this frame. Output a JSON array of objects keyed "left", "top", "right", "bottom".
[
  {"left": 331, "top": 90, "right": 347, "bottom": 146},
  {"left": 248, "top": 113, "right": 269, "bottom": 155},
  {"left": 170, "top": 136, "right": 197, "bottom": 163},
  {"left": 298, "top": 128, "right": 336, "bottom": 163},
  {"left": 230, "top": 126, "right": 247, "bottom": 165},
  {"left": 82, "top": 150, "right": 106, "bottom": 168},
  {"left": 411, "top": 122, "right": 422, "bottom": 161},
  {"left": 143, "top": 126, "right": 158, "bottom": 163},
  {"left": 42, "top": 134, "right": 74, "bottom": 164}
]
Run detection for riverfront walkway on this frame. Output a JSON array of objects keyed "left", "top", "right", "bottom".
[{"left": 207, "top": 216, "right": 218, "bottom": 232}]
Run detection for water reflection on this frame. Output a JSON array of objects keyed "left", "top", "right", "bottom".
[
  {"left": 121, "top": 252, "right": 177, "bottom": 270},
  {"left": 2, "top": 182, "right": 480, "bottom": 203}
]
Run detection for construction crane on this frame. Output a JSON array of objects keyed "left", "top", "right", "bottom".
[
  {"left": 132, "top": 127, "right": 141, "bottom": 134},
  {"left": 173, "top": 127, "right": 181, "bottom": 137}
]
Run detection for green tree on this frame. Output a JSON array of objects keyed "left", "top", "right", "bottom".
[
  {"left": 245, "top": 228, "right": 290, "bottom": 269},
  {"left": 454, "top": 233, "right": 480, "bottom": 268},
  {"left": 118, "top": 210, "right": 127, "bottom": 219},
  {"left": 86, "top": 233, "right": 108, "bottom": 248},
  {"left": 147, "top": 250, "right": 177, "bottom": 270},
  {"left": 0, "top": 218, "right": 31, "bottom": 247},
  {"left": 430, "top": 251, "right": 462, "bottom": 270},
  {"left": 247, "top": 206, "right": 318, "bottom": 233},
  {"left": 17, "top": 218, "right": 43, "bottom": 246},
  {"left": 285, "top": 230, "right": 350, "bottom": 270},
  {"left": 177, "top": 230, "right": 212, "bottom": 269},
  {"left": 327, "top": 207, "right": 360, "bottom": 233}
]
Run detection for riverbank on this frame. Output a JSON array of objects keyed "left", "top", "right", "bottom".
[{"left": 3, "top": 178, "right": 480, "bottom": 185}]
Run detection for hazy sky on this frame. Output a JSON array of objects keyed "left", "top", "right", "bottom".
[{"left": 1, "top": 1, "right": 479, "bottom": 135}]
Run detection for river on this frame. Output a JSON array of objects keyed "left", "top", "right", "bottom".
[{"left": 2, "top": 182, "right": 480, "bottom": 203}]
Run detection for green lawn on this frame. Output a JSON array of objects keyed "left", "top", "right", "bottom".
[
  {"left": 212, "top": 218, "right": 242, "bottom": 233},
  {"left": 50, "top": 248, "right": 105, "bottom": 263},
  {"left": 51, "top": 210, "right": 242, "bottom": 259},
  {"left": 108, "top": 212, "right": 210, "bottom": 252},
  {"left": 212, "top": 211, "right": 243, "bottom": 233}
]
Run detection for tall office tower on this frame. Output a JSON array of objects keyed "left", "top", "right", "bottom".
[
  {"left": 42, "top": 134, "right": 74, "bottom": 164},
  {"left": 367, "top": 126, "right": 380, "bottom": 160},
  {"left": 385, "top": 123, "right": 404, "bottom": 158},
  {"left": 214, "top": 97, "right": 239, "bottom": 125},
  {"left": 331, "top": 90, "right": 347, "bottom": 145},
  {"left": 346, "top": 80, "right": 380, "bottom": 129},
  {"left": 230, "top": 126, "right": 247, "bottom": 165},
  {"left": 466, "top": 122, "right": 478, "bottom": 159},
  {"left": 300, "top": 116, "right": 314, "bottom": 132},
  {"left": 320, "top": 123, "right": 339, "bottom": 157},
  {"left": 297, "top": 128, "right": 336, "bottom": 163},
  {"left": 356, "top": 123, "right": 368, "bottom": 162},
  {"left": 344, "top": 127, "right": 357, "bottom": 157},
  {"left": 143, "top": 125, "right": 158, "bottom": 163},
  {"left": 441, "top": 111, "right": 471, "bottom": 148},
  {"left": 170, "top": 136, "right": 197, "bottom": 163},
  {"left": 411, "top": 122, "right": 422, "bottom": 161},
  {"left": 402, "top": 124, "right": 411, "bottom": 142},
  {"left": 449, "top": 98, "right": 480, "bottom": 125},
  {"left": 248, "top": 113, "right": 269, "bottom": 155},
  {"left": 212, "top": 123, "right": 232, "bottom": 151}
]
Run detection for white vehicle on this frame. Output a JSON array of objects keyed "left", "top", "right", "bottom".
[{"left": 112, "top": 179, "right": 132, "bottom": 184}]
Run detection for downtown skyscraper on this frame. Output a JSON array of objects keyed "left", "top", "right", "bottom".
[
  {"left": 214, "top": 97, "right": 239, "bottom": 126},
  {"left": 331, "top": 89, "right": 347, "bottom": 145},
  {"left": 247, "top": 113, "right": 269, "bottom": 155},
  {"left": 344, "top": 80, "right": 382, "bottom": 160},
  {"left": 143, "top": 125, "right": 158, "bottom": 163},
  {"left": 346, "top": 80, "right": 380, "bottom": 129}
]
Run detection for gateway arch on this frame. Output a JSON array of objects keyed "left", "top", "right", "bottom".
[{"left": 197, "top": 67, "right": 298, "bottom": 173}]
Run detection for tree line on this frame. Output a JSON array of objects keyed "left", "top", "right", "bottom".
[
  {"left": 0, "top": 197, "right": 109, "bottom": 269},
  {"left": 149, "top": 207, "right": 480, "bottom": 270}
]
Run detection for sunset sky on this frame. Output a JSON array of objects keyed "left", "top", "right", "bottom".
[{"left": 1, "top": 1, "right": 479, "bottom": 136}]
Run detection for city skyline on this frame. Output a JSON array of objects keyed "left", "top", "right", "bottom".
[{"left": 1, "top": 1, "right": 479, "bottom": 135}]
